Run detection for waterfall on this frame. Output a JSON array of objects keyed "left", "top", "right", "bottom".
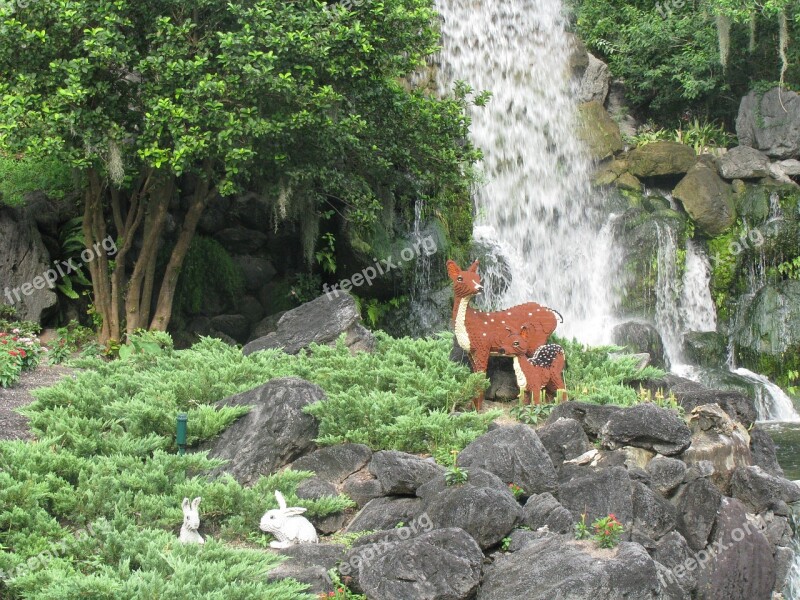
[
  {"left": 680, "top": 240, "right": 717, "bottom": 333},
  {"left": 434, "top": 0, "right": 618, "bottom": 345},
  {"left": 786, "top": 503, "right": 800, "bottom": 599},
  {"left": 654, "top": 222, "right": 683, "bottom": 367},
  {"left": 732, "top": 368, "right": 800, "bottom": 423}
]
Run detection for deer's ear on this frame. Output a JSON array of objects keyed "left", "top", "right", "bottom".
[
  {"left": 467, "top": 260, "right": 479, "bottom": 273},
  {"left": 520, "top": 325, "right": 529, "bottom": 340},
  {"left": 446, "top": 260, "right": 461, "bottom": 280}
]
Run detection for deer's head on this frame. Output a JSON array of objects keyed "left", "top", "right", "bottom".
[
  {"left": 497, "top": 325, "right": 529, "bottom": 356},
  {"left": 446, "top": 260, "right": 483, "bottom": 298}
]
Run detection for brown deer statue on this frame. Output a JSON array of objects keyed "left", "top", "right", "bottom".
[
  {"left": 499, "top": 325, "right": 567, "bottom": 405},
  {"left": 447, "top": 259, "right": 561, "bottom": 410}
]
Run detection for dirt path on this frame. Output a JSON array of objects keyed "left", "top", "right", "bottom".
[{"left": 0, "top": 365, "right": 74, "bottom": 441}]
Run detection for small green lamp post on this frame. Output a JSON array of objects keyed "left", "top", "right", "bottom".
[{"left": 177, "top": 413, "right": 188, "bottom": 456}]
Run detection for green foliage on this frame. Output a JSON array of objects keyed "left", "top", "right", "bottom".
[
  {"left": 327, "top": 570, "right": 366, "bottom": 600},
  {"left": 573, "top": 0, "right": 799, "bottom": 124},
  {"left": 592, "top": 513, "right": 624, "bottom": 548},
  {"left": 0, "top": 155, "right": 76, "bottom": 206},
  {"left": 444, "top": 450, "right": 469, "bottom": 486},
  {"left": 315, "top": 233, "right": 338, "bottom": 274},
  {"left": 47, "top": 321, "right": 96, "bottom": 365},
  {"left": 777, "top": 256, "right": 800, "bottom": 280},
  {"left": 558, "top": 338, "right": 665, "bottom": 406},
  {"left": 174, "top": 237, "right": 244, "bottom": 316},
  {"left": 288, "top": 273, "right": 324, "bottom": 306},
  {"left": 510, "top": 403, "right": 555, "bottom": 425},
  {"left": 354, "top": 295, "right": 408, "bottom": 329},
  {"left": 508, "top": 483, "right": 524, "bottom": 500},
  {"left": 575, "top": 513, "right": 590, "bottom": 540},
  {"left": 51, "top": 218, "right": 92, "bottom": 302},
  {"left": 500, "top": 536, "right": 512, "bottom": 551},
  {"left": 629, "top": 118, "right": 735, "bottom": 151},
  {"left": 117, "top": 330, "right": 174, "bottom": 362}
]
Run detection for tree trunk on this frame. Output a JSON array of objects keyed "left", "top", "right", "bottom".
[
  {"left": 82, "top": 169, "right": 114, "bottom": 344},
  {"left": 124, "top": 177, "right": 173, "bottom": 334},
  {"left": 149, "top": 176, "right": 213, "bottom": 331}
]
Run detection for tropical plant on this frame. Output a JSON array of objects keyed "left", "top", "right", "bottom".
[
  {"left": 445, "top": 450, "right": 469, "bottom": 486},
  {"left": 593, "top": 513, "right": 624, "bottom": 548}
]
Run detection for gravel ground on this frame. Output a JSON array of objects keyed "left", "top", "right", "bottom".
[{"left": 0, "top": 365, "right": 74, "bottom": 441}]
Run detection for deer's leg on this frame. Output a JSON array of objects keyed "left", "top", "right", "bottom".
[
  {"left": 471, "top": 349, "right": 489, "bottom": 411},
  {"left": 522, "top": 389, "right": 532, "bottom": 405}
]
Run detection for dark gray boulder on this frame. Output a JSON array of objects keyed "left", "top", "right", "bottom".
[
  {"left": 736, "top": 87, "right": 800, "bottom": 159},
  {"left": 559, "top": 466, "right": 634, "bottom": 534},
  {"left": 748, "top": 425, "right": 784, "bottom": 477},
  {"left": 291, "top": 443, "right": 373, "bottom": 484},
  {"left": 537, "top": 418, "right": 593, "bottom": 467},
  {"left": 477, "top": 535, "right": 661, "bottom": 600},
  {"left": 601, "top": 403, "right": 691, "bottom": 456},
  {"left": 267, "top": 543, "right": 346, "bottom": 595},
  {"left": 695, "top": 498, "right": 777, "bottom": 600},
  {"left": 205, "top": 378, "right": 322, "bottom": 484},
  {"left": 651, "top": 531, "right": 696, "bottom": 595},
  {"left": 344, "top": 528, "right": 484, "bottom": 600},
  {"left": 613, "top": 321, "right": 667, "bottom": 369},
  {"left": 631, "top": 481, "right": 677, "bottom": 542},
  {"left": 646, "top": 456, "right": 687, "bottom": 496},
  {"left": 369, "top": 450, "right": 445, "bottom": 495},
  {"left": 641, "top": 375, "right": 758, "bottom": 427},
  {"left": 342, "top": 472, "right": 384, "bottom": 508},
  {"left": 416, "top": 467, "right": 508, "bottom": 500},
  {"left": 210, "top": 314, "right": 250, "bottom": 342},
  {"left": 457, "top": 425, "right": 558, "bottom": 496},
  {"left": 522, "top": 492, "right": 575, "bottom": 534},
  {"left": 0, "top": 206, "right": 58, "bottom": 322},
  {"left": 423, "top": 484, "right": 522, "bottom": 549},
  {"left": 671, "top": 477, "right": 722, "bottom": 551},
  {"left": 546, "top": 401, "right": 622, "bottom": 438},
  {"left": 295, "top": 477, "right": 338, "bottom": 501},
  {"left": 346, "top": 496, "right": 422, "bottom": 533},
  {"left": 729, "top": 465, "right": 800, "bottom": 515},
  {"left": 717, "top": 146, "right": 770, "bottom": 179},
  {"left": 234, "top": 255, "right": 276, "bottom": 291},
  {"left": 213, "top": 227, "right": 268, "bottom": 254},
  {"left": 243, "top": 292, "right": 375, "bottom": 356}
]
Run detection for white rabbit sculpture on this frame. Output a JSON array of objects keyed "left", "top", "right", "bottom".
[
  {"left": 179, "top": 497, "right": 205, "bottom": 544},
  {"left": 259, "top": 490, "right": 318, "bottom": 549}
]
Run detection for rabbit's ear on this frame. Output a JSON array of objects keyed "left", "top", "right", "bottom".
[
  {"left": 282, "top": 507, "right": 307, "bottom": 516},
  {"left": 182, "top": 498, "right": 190, "bottom": 512},
  {"left": 275, "top": 490, "right": 287, "bottom": 510},
  {"left": 192, "top": 497, "right": 201, "bottom": 511}
]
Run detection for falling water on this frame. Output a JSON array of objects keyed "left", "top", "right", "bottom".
[
  {"left": 732, "top": 368, "right": 800, "bottom": 423},
  {"left": 654, "top": 222, "right": 683, "bottom": 367},
  {"left": 680, "top": 240, "right": 717, "bottom": 333},
  {"left": 434, "top": 0, "right": 618, "bottom": 344}
]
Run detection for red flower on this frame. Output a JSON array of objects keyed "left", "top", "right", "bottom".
[{"left": 19, "top": 349, "right": 26, "bottom": 358}]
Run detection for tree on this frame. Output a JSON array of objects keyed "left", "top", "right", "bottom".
[{"left": 0, "top": 0, "right": 480, "bottom": 343}]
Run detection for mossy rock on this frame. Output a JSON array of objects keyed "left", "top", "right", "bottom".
[
  {"left": 627, "top": 141, "right": 697, "bottom": 178},
  {"left": 673, "top": 162, "right": 736, "bottom": 236},
  {"left": 615, "top": 172, "right": 641, "bottom": 192},
  {"left": 733, "top": 280, "right": 800, "bottom": 357},
  {"left": 734, "top": 184, "right": 771, "bottom": 226},
  {"left": 577, "top": 101, "right": 624, "bottom": 161},
  {"left": 643, "top": 195, "right": 671, "bottom": 213},
  {"left": 683, "top": 331, "right": 728, "bottom": 368}
]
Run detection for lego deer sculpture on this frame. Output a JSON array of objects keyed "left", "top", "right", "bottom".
[
  {"left": 447, "top": 259, "right": 561, "bottom": 410},
  {"left": 499, "top": 325, "right": 567, "bottom": 405}
]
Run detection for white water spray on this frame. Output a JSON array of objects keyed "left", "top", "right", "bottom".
[
  {"left": 732, "top": 368, "right": 800, "bottom": 423},
  {"left": 434, "top": 0, "right": 618, "bottom": 344}
]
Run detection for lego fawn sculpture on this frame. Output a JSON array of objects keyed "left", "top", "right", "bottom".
[
  {"left": 500, "top": 325, "right": 567, "bottom": 405},
  {"left": 447, "top": 259, "right": 560, "bottom": 410}
]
